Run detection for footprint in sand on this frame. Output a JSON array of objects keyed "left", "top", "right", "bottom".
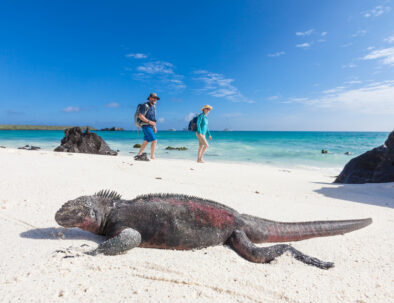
[{"left": 53, "top": 244, "right": 92, "bottom": 259}]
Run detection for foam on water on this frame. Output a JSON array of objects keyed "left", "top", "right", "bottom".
[{"left": 0, "top": 130, "right": 388, "bottom": 168}]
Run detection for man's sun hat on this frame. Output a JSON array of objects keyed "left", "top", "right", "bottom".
[
  {"left": 201, "top": 104, "right": 213, "bottom": 111},
  {"left": 147, "top": 92, "right": 160, "bottom": 100}
]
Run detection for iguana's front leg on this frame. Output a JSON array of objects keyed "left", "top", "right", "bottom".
[
  {"left": 87, "top": 228, "right": 141, "bottom": 256},
  {"left": 228, "top": 230, "right": 334, "bottom": 270}
]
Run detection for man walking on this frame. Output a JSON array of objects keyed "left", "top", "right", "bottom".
[{"left": 135, "top": 93, "right": 159, "bottom": 160}]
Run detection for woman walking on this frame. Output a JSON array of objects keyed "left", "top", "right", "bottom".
[{"left": 196, "top": 105, "right": 212, "bottom": 163}]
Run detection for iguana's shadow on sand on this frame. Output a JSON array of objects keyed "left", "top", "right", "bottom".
[{"left": 20, "top": 227, "right": 104, "bottom": 243}]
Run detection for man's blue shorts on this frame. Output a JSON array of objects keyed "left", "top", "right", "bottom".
[{"left": 142, "top": 126, "right": 157, "bottom": 142}]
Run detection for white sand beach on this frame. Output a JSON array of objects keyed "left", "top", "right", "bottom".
[{"left": 0, "top": 148, "right": 393, "bottom": 303}]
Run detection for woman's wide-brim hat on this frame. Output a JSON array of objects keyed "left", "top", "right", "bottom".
[
  {"left": 147, "top": 92, "right": 160, "bottom": 100},
  {"left": 201, "top": 104, "right": 213, "bottom": 111}
]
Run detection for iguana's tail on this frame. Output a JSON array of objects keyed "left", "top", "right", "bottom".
[{"left": 240, "top": 214, "right": 372, "bottom": 243}]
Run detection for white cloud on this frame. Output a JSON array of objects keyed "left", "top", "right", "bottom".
[
  {"left": 185, "top": 112, "right": 197, "bottom": 121},
  {"left": 352, "top": 30, "right": 367, "bottom": 38},
  {"left": 366, "top": 46, "right": 375, "bottom": 51},
  {"left": 296, "top": 30, "right": 327, "bottom": 47},
  {"left": 342, "top": 63, "right": 357, "bottom": 68},
  {"left": 132, "top": 72, "right": 151, "bottom": 80},
  {"left": 288, "top": 81, "right": 394, "bottom": 114},
  {"left": 296, "top": 43, "right": 311, "bottom": 48},
  {"left": 126, "top": 53, "right": 148, "bottom": 59},
  {"left": 286, "top": 97, "right": 309, "bottom": 104},
  {"left": 158, "top": 117, "right": 165, "bottom": 123},
  {"left": 340, "top": 43, "right": 353, "bottom": 48},
  {"left": 268, "top": 51, "right": 285, "bottom": 57},
  {"left": 133, "top": 60, "right": 186, "bottom": 90},
  {"left": 363, "top": 5, "right": 391, "bottom": 18},
  {"left": 296, "top": 30, "right": 326, "bottom": 45},
  {"left": 345, "top": 80, "right": 362, "bottom": 85},
  {"left": 322, "top": 86, "right": 346, "bottom": 94},
  {"left": 363, "top": 47, "right": 394, "bottom": 65},
  {"left": 296, "top": 29, "right": 314, "bottom": 37},
  {"left": 193, "top": 70, "right": 253, "bottom": 103},
  {"left": 137, "top": 61, "right": 174, "bottom": 74},
  {"left": 106, "top": 102, "right": 120, "bottom": 108},
  {"left": 267, "top": 95, "right": 279, "bottom": 100},
  {"left": 62, "top": 106, "right": 80, "bottom": 113},
  {"left": 384, "top": 35, "right": 394, "bottom": 44},
  {"left": 167, "top": 78, "right": 186, "bottom": 89}
]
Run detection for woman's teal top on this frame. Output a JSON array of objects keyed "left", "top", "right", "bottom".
[{"left": 196, "top": 113, "right": 211, "bottom": 137}]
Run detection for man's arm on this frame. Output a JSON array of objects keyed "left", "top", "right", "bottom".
[{"left": 138, "top": 113, "right": 156, "bottom": 126}]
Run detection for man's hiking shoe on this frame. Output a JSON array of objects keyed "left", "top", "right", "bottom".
[{"left": 134, "top": 153, "right": 149, "bottom": 161}]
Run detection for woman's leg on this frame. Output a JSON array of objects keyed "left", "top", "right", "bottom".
[
  {"left": 150, "top": 140, "right": 157, "bottom": 159},
  {"left": 196, "top": 132, "right": 203, "bottom": 162},
  {"left": 197, "top": 146, "right": 203, "bottom": 162},
  {"left": 199, "top": 136, "right": 209, "bottom": 162},
  {"left": 200, "top": 145, "right": 208, "bottom": 162}
]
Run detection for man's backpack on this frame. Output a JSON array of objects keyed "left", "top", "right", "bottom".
[
  {"left": 134, "top": 103, "right": 150, "bottom": 128},
  {"left": 188, "top": 114, "right": 200, "bottom": 131}
]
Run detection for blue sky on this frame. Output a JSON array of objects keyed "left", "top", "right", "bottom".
[{"left": 0, "top": 0, "right": 393, "bottom": 131}]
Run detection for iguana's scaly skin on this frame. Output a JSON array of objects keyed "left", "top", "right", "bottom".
[{"left": 55, "top": 191, "right": 372, "bottom": 269}]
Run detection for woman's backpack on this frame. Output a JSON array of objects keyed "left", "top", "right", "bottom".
[{"left": 188, "top": 114, "right": 200, "bottom": 131}]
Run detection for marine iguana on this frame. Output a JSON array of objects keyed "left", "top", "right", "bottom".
[{"left": 55, "top": 190, "right": 372, "bottom": 269}]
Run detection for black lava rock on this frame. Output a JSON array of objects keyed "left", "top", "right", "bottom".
[
  {"left": 54, "top": 127, "right": 117, "bottom": 156},
  {"left": 165, "top": 146, "right": 188, "bottom": 151},
  {"left": 334, "top": 131, "right": 394, "bottom": 184}
]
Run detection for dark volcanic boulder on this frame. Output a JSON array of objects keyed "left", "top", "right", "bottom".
[
  {"left": 165, "top": 146, "right": 188, "bottom": 151},
  {"left": 334, "top": 131, "right": 394, "bottom": 184},
  {"left": 18, "top": 145, "right": 41, "bottom": 150},
  {"left": 54, "top": 127, "right": 117, "bottom": 156},
  {"left": 134, "top": 152, "right": 149, "bottom": 161}
]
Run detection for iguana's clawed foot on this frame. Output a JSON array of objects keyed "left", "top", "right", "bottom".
[
  {"left": 287, "top": 246, "right": 334, "bottom": 269},
  {"left": 229, "top": 230, "right": 334, "bottom": 270},
  {"left": 85, "top": 228, "right": 142, "bottom": 256}
]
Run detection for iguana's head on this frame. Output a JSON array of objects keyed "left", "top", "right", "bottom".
[
  {"left": 55, "top": 195, "right": 97, "bottom": 229},
  {"left": 55, "top": 190, "right": 121, "bottom": 234}
]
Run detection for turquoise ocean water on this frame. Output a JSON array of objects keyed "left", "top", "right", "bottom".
[{"left": 0, "top": 130, "right": 389, "bottom": 168}]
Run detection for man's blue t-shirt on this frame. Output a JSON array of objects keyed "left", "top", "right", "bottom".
[{"left": 139, "top": 102, "right": 156, "bottom": 122}]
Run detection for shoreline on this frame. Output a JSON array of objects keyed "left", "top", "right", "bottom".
[
  {"left": 0, "top": 146, "right": 345, "bottom": 172},
  {"left": 0, "top": 128, "right": 390, "bottom": 132},
  {"left": 0, "top": 130, "right": 389, "bottom": 170}
]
